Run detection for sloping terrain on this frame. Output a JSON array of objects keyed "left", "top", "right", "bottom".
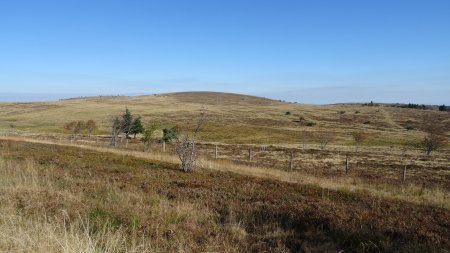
[
  {"left": 1, "top": 140, "right": 449, "bottom": 252},
  {"left": 0, "top": 92, "right": 449, "bottom": 145}
]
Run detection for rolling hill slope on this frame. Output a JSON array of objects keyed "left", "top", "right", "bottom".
[{"left": 0, "top": 92, "right": 448, "bottom": 145}]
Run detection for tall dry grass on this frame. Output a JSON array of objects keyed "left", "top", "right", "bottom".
[
  {"left": 0, "top": 152, "right": 246, "bottom": 252},
  {"left": 0, "top": 157, "right": 148, "bottom": 253}
]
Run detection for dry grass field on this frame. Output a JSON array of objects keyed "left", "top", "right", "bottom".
[
  {"left": 1, "top": 140, "right": 449, "bottom": 252},
  {"left": 1, "top": 92, "right": 449, "bottom": 145},
  {"left": 0, "top": 92, "right": 449, "bottom": 252}
]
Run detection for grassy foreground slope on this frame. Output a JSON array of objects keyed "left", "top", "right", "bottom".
[
  {"left": 0, "top": 92, "right": 449, "bottom": 145},
  {"left": 1, "top": 140, "right": 449, "bottom": 252}
]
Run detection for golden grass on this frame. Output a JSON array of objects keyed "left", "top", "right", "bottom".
[
  {"left": 1, "top": 92, "right": 448, "bottom": 145},
  {"left": 2, "top": 135, "right": 448, "bottom": 209}
]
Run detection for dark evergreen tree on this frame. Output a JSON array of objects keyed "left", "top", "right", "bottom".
[
  {"left": 121, "top": 108, "right": 134, "bottom": 138},
  {"left": 131, "top": 116, "right": 144, "bottom": 138}
]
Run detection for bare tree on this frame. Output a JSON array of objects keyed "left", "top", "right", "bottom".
[
  {"left": 174, "top": 112, "right": 207, "bottom": 172},
  {"left": 352, "top": 131, "right": 367, "bottom": 152},
  {"left": 110, "top": 117, "right": 121, "bottom": 147},
  {"left": 421, "top": 133, "right": 446, "bottom": 156},
  {"left": 419, "top": 114, "right": 447, "bottom": 156},
  {"left": 318, "top": 131, "right": 335, "bottom": 150}
]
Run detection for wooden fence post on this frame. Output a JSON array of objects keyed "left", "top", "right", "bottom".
[
  {"left": 215, "top": 144, "right": 218, "bottom": 159},
  {"left": 248, "top": 148, "right": 252, "bottom": 161},
  {"left": 289, "top": 151, "right": 294, "bottom": 171},
  {"left": 403, "top": 165, "right": 407, "bottom": 181},
  {"left": 345, "top": 157, "right": 349, "bottom": 174},
  {"left": 162, "top": 141, "right": 166, "bottom": 152}
]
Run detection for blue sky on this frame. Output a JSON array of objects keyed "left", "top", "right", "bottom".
[{"left": 0, "top": 0, "right": 449, "bottom": 104}]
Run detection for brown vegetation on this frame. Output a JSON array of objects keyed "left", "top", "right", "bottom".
[{"left": 1, "top": 140, "right": 449, "bottom": 252}]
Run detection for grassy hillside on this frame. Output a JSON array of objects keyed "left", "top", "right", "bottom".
[
  {"left": 1, "top": 92, "right": 449, "bottom": 145},
  {"left": 1, "top": 140, "right": 449, "bottom": 252}
]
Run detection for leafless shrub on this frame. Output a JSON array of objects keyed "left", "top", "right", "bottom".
[
  {"left": 318, "top": 131, "right": 335, "bottom": 150},
  {"left": 421, "top": 134, "right": 446, "bottom": 156},
  {"left": 419, "top": 114, "right": 447, "bottom": 156},
  {"left": 110, "top": 117, "right": 121, "bottom": 147},
  {"left": 174, "top": 112, "right": 207, "bottom": 172},
  {"left": 64, "top": 121, "right": 85, "bottom": 140}
]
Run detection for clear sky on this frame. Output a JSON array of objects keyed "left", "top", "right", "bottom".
[{"left": 0, "top": 0, "right": 449, "bottom": 104}]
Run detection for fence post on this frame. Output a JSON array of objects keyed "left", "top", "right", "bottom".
[
  {"left": 248, "top": 148, "right": 252, "bottom": 161},
  {"left": 403, "top": 165, "right": 407, "bottom": 181},
  {"left": 215, "top": 144, "right": 218, "bottom": 159},
  {"left": 345, "top": 157, "right": 349, "bottom": 174},
  {"left": 162, "top": 141, "right": 166, "bottom": 152},
  {"left": 289, "top": 151, "right": 294, "bottom": 171}
]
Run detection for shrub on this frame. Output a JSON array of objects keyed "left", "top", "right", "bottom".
[{"left": 306, "top": 121, "right": 316, "bottom": 127}]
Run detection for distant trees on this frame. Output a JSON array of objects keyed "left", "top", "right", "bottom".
[
  {"left": 401, "top": 103, "right": 427, "bottom": 110},
  {"left": 64, "top": 120, "right": 86, "bottom": 140},
  {"left": 439, "top": 104, "right": 447, "bottom": 112},
  {"left": 365, "top": 101, "right": 379, "bottom": 107},
  {"left": 109, "top": 108, "right": 147, "bottom": 146}
]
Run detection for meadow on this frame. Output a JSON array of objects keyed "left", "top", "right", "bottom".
[{"left": 0, "top": 92, "right": 449, "bottom": 252}]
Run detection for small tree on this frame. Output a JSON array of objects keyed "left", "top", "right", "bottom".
[
  {"left": 175, "top": 113, "right": 207, "bottom": 172},
  {"left": 421, "top": 133, "right": 446, "bottom": 156},
  {"left": 64, "top": 121, "right": 85, "bottom": 140},
  {"left": 64, "top": 121, "right": 77, "bottom": 132},
  {"left": 352, "top": 131, "right": 367, "bottom": 152},
  {"left": 110, "top": 117, "right": 121, "bottom": 147},
  {"left": 141, "top": 124, "right": 159, "bottom": 151},
  {"left": 419, "top": 114, "right": 447, "bottom": 156},
  {"left": 439, "top": 104, "right": 447, "bottom": 112},
  {"left": 121, "top": 108, "right": 134, "bottom": 139},
  {"left": 162, "top": 127, "right": 178, "bottom": 143},
  {"left": 131, "top": 117, "right": 144, "bottom": 138},
  {"left": 318, "top": 131, "right": 335, "bottom": 150},
  {"left": 85, "top": 120, "right": 97, "bottom": 137}
]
